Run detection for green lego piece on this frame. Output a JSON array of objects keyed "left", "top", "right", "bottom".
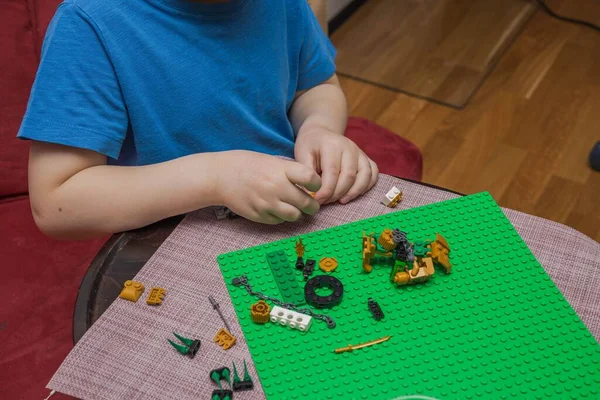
[
  {"left": 242, "top": 360, "right": 251, "bottom": 383},
  {"left": 172, "top": 332, "right": 194, "bottom": 347},
  {"left": 218, "top": 193, "right": 600, "bottom": 400},
  {"left": 232, "top": 361, "right": 241, "bottom": 384},
  {"left": 412, "top": 239, "right": 431, "bottom": 258},
  {"left": 167, "top": 339, "right": 189, "bottom": 355},
  {"left": 266, "top": 250, "right": 305, "bottom": 305}
]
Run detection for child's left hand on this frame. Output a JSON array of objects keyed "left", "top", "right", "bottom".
[{"left": 295, "top": 127, "right": 378, "bottom": 205}]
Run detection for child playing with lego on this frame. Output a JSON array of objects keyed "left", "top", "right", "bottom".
[{"left": 18, "top": 0, "right": 378, "bottom": 240}]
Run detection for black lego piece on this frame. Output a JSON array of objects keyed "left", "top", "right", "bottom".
[
  {"left": 367, "top": 297, "right": 384, "bottom": 321},
  {"left": 233, "top": 380, "right": 254, "bottom": 391},
  {"left": 392, "top": 229, "right": 414, "bottom": 263},
  {"left": 303, "top": 259, "right": 315, "bottom": 280},
  {"left": 295, "top": 256, "right": 305, "bottom": 270},
  {"left": 211, "top": 389, "right": 233, "bottom": 400},
  {"left": 304, "top": 275, "right": 343, "bottom": 309}
]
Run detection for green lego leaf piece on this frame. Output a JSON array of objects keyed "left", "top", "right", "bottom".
[
  {"left": 232, "top": 361, "right": 241, "bottom": 384},
  {"left": 266, "top": 250, "right": 305, "bottom": 305},
  {"left": 217, "top": 192, "right": 600, "bottom": 400},
  {"left": 167, "top": 339, "right": 188, "bottom": 355},
  {"left": 210, "top": 371, "right": 222, "bottom": 390},
  {"left": 222, "top": 367, "right": 231, "bottom": 387},
  {"left": 242, "top": 359, "right": 252, "bottom": 383},
  {"left": 172, "top": 332, "right": 194, "bottom": 347}
]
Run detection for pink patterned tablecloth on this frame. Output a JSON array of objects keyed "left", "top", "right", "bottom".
[{"left": 48, "top": 174, "right": 600, "bottom": 400}]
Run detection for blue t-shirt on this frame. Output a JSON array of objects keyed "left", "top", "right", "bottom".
[{"left": 18, "top": 0, "right": 336, "bottom": 165}]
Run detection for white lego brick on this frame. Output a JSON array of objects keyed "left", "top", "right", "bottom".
[
  {"left": 381, "top": 186, "right": 402, "bottom": 207},
  {"left": 269, "top": 306, "right": 312, "bottom": 332}
]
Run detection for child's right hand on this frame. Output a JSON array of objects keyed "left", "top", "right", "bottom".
[{"left": 216, "top": 151, "right": 322, "bottom": 224}]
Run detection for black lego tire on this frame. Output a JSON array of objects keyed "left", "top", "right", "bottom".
[{"left": 304, "top": 275, "right": 344, "bottom": 309}]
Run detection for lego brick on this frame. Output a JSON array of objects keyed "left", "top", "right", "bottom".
[
  {"left": 266, "top": 250, "right": 305, "bottom": 305},
  {"left": 218, "top": 193, "right": 600, "bottom": 400},
  {"left": 118, "top": 280, "right": 144, "bottom": 302},
  {"left": 269, "top": 305, "right": 312, "bottom": 332}
]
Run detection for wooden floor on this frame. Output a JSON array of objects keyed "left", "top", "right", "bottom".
[
  {"left": 332, "top": 0, "right": 536, "bottom": 107},
  {"left": 336, "top": 0, "right": 600, "bottom": 242}
]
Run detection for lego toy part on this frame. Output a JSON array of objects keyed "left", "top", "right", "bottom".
[
  {"left": 214, "top": 328, "right": 236, "bottom": 350},
  {"left": 118, "top": 280, "right": 145, "bottom": 302},
  {"left": 295, "top": 238, "right": 305, "bottom": 257},
  {"left": 208, "top": 295, "right": 232, "bottom": 333},
  {"left": 303, "top": 259, "right": 316, "bottom": 280},
  {"left": 232, "top": 360, "right": 254, "bottom": 392},
  {"left": 304, "top": 275, "right": 344, "bottom": 309},
  {"left": 295, "top": 256, "right": 305, "bottom": 270},
  {"left": 381, "top": 186, "right": 403, "bottom": 208},
  {"left": 334, "top": 335, "right": 391, "bottom": 354},
  {"left": 211, "top": 390, "right": 233, "bottom": 400},
  {"left": 318, "top": 257, "right": 338, "bottom": 272},
  {"left": 270, "top": 305, "right": 313, "bottom": 332},
  {"left": 266, "top": 250, "right": 306, "bottom": 305},
  {"left": 146, "top": 287, "right": 166, "bottom": 305},
  {"left": 210, "top": 367, "right": 232, "bottom": 392},
  {"left": 167, "top": 332, "right": 200, "bottom": 358},
  {"left": 250, "top": 300, "right": 271, "bottom": 323},
  {"left": 367, "top": 298, "right": 384, "bottom": 321}
]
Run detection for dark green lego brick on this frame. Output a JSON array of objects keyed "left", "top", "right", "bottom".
[
  {"left": 266, "top": 250, "right": 306, "bottom": 305},
  {"left": 217, "top": 192, "right": 600, "bottom": 400}
]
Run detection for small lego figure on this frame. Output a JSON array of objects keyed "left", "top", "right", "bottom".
[
  {"left": 250, "top": 300, "right": 271, "bottom": 323},
  {"left": 167, "top": 332, "right": 200, "bottom": 358},
  {"left": 119, "top": 280, "right": 145, "bottom": 302},
  {"left": 214, "top": 328, "right": 236, "bottom": 350},
  {"left": 146, "top": 287, "right": 166, "bottom": 305},
  {"left": 381, "top": 186, "right": 403, "bottom": 208}
]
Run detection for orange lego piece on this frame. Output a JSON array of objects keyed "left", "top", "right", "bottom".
[
  {"left": 214, "top": 328, "right": 236, "bottom": 350},
  {"left": 250, "top": 300, "right": 271, "bottom": 323},
  {"left": 146, "top": 287, "right": 166, "bottom": 305},
  {"left": 119, "top": 280, "right": 145, "bottom": 302},
  {"left": 431, "top": 233, "right": 452, "bottom": 273},
  {"left": 319, "top": 257, "right": 338, "bottom": 272},
  {"left": 295, "top": 238, "right": 305, "bottom": 258},
  {"left": 377, "top": 229, "right": 397, "bottom": 252}
]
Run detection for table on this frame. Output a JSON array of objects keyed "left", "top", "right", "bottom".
[{"left": 73, "top": 179, "right": 461, "bottom": 344}]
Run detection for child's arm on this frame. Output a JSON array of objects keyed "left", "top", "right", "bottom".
[
  {"left": 290, "top": 73, "right": 379, "bottom": 205},
  {"left": 29, "top": 142, "right": 321, "bottom": 239}
]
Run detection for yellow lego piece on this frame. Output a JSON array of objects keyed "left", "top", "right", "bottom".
[
  {"left": 214, "top": 328, "right": 236, "bottom": 350},
  {"left": 393, "top": 258, "right": 435, "bottom": 286},
  {"left": 362, "top": 232, "right": 376, "bottom": 273},
  {"left": 295, "top": 238, "right": 305, "bottom": 258},
  {"left": 146, "top": 287, "right": 166, "bottom": 305},
  {"left": 377, "top": 229, "right": 397, "bottom": 252},
  {"left": 319, "top": 257, "right": 339, "bottom": 272},
  {"left": 430, "top": 233, "right": 452, "bottom": 273},
  {"left": 250, "top": 300, "right": 271, "bottom": 323},
  {"left": 119, "top": 280, "right": 145, "bottom": 302}
]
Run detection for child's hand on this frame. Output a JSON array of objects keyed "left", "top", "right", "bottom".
[
  {"left": 294, "top": 128, "right": 378, "bottom": 204},
  {"left": 216, "top": 150, "right": 322, "bottom": 224}
]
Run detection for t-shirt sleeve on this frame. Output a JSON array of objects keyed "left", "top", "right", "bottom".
[
  {"left": 296, "top": 1, "right": 337, "bottom": 91},
  {"left": 17, "top": 3, "right": 128, "bottom": 159}
]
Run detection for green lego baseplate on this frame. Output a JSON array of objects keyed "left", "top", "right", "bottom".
[
  {"left": 217, "top": 193, "right": 600, "bottom": 400},
  {"left": 266, "top": 250, "right": 306, "bottom": 305}
]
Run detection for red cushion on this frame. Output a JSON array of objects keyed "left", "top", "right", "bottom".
[
  {"left": 0, "top": 0, "right": 40, "bottom": 197},
  {"left": 345, "top": 117, "right": 423, "bottom": 181},
  {"left": 0, "top": 196, "right": 107, "bottom": 399}
]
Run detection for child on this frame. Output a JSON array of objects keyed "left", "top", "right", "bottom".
[{"left": 18, "top": 0, "right": 378, "bottom": 239}]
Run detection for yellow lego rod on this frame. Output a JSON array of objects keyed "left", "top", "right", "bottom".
[{"left": 334, "top": 335, "right": 391, "bottom": 354}]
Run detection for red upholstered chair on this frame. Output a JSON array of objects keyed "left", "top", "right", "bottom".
[{"left": 0, "top": 2, "right": 422, "bottom": 399}]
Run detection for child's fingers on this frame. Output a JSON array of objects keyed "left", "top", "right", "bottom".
[
  {"left": 329, "top": 150, "right": 358, "bottom": 203},
  {"left": 281, "top": 185, "right": 320, "bottom": 216},
  {"left": 340, "top": 154, "right": 372, "bottom": 204},
  {"left": 285, "top": 161, "right": 322, "bottom": 192},
  {"left": 270, "top": 202, "right": 304, "bottom": 222},
  {"left": 294, "top": 148, "right": 318, "bottom": 172},
  {"left": 315, "top": 147, "right": 342, "bottom": 204},
  {"left": 363, "top": 158, "right": 379, "bottom": 194}
]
